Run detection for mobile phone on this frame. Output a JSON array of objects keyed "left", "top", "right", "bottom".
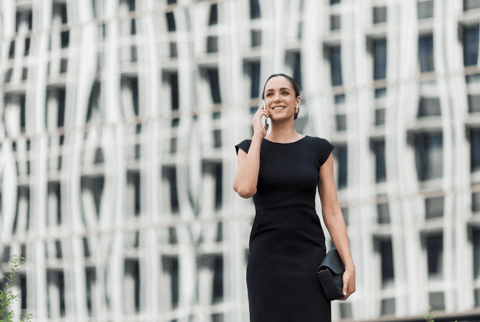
[{"left": 261, "top": 99, "right": 267, "bottom": 127}]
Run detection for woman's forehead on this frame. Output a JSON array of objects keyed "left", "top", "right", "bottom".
[{"left": 265, "top": 76, "right": 293, "bottom": 91}]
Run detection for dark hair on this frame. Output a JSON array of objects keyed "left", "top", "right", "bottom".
[{"left": 261, "top": 73, "right": 300, "bottom": 119}]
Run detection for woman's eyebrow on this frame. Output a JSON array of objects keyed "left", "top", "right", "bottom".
[{"left": 265, "top": 87, "right": 291, "bottom": 92}]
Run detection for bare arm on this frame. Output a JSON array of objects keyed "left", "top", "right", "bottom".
[
  {"left": 318, "top": 153, "right": 356, "bottom": 300},
  {"left": 233, "top": 106, "right": 270, "bottom": 199}
]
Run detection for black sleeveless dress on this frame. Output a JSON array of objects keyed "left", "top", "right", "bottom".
[{"left": 235, "top": 135, "right": 334, "bottom": 322}]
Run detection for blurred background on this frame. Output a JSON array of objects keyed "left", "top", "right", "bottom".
[{"left": 1, "top": 0, "right": 480, "bottom": 321}]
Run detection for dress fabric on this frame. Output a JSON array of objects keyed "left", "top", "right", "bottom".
[{"left": 235, "top": 135, "right": 334, "bottom": 322}]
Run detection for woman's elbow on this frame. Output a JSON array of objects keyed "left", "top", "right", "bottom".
[{"left": 233, "top": 184, "right": 256, "bottom": 199}]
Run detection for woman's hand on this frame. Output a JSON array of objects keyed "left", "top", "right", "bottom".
[
  {"left": 340, "top": 267, "right": 356, "bottom": 300},
  {"left": 252, "top": 104, "right": 270, "bottom": 138}
]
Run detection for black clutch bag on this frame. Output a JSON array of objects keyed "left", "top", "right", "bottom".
[{"left": 317, "top": 247, "right": 345, "bottom": 301}]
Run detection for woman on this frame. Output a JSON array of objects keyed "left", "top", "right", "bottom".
[{"left": 233, "top": 74, "right": 355, "bottom": 322}]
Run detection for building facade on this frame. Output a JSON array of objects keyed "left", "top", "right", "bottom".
[{"left": 1, "top": 0, "right": 480, "bottom": 321}]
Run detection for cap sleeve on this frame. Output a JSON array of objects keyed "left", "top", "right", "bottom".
[
  {"left": 235, "top": 139, "right": 252, "bottom": 156},
  {"left": 317, "top": 138, "right": 334, "bottom": 166}
]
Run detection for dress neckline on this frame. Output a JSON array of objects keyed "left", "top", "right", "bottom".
[{"left": 263, "top": 135, "right": 308, "bottom": 145}]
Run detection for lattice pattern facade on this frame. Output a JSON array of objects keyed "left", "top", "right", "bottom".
[{"left": 1, "top": 0, "right": 480, "bottom": 321}]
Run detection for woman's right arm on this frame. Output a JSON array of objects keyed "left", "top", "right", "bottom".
[{"left": 233, "top": 106, "right": 270, "bottom": 199}]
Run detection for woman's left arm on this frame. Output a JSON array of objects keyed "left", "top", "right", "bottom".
[{"left": 318, "top": 153, "right": 356, "bottom": 300}]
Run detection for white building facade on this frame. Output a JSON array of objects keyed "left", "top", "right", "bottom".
[{"left": 1, "top": 0, "right": 480, "bottom": 321}]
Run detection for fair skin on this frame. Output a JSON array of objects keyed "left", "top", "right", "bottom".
[{"left": 232, "top": 76, "right": 356, "bottom": 300}]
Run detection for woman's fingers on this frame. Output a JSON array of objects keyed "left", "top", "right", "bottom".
[{"left": 340, "top": 269, "right": 356, "bottom": 301}]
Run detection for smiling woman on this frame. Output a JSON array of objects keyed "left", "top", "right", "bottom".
[{"left": 233, "top": 74, "right": 356, "bottom": 322}]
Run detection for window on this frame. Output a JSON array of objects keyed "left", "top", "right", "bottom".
[
  {"left": 381, "top": 298, "right": 395, "bottom": 316},
  {"left": 203, "top": 162, "right": 223, "bottom": 209},
  {"left": 473, "top": 192, "right": 480, "bottom": 212},
  {"left": 124, "top": 259, "right": 140, "bottom": 314},
  {"left": 81, "top": 176, "right": 105, "bottom": 221},
  {"left": 286, "top": 51, "right": 302, "bottom": 90},
  {"left": 164, "top": 72, "right": 179, "bottom": 111},
  {"left": 331, "top": 0, "right": 340, "bottom": 4},
  {"left": 426, "top": 234, "right": 443, "bottom": 280},
  {"left": 251, "top": 30, "right": 262, "bottom": 47},
  {"left": 86, "top": 81, "right": 102, "bottom": 123},
  {"left": 373, "top": 6, "right": 387, "bottom": 24},
  {"left": 336, "top": 145, "right": 348, "bottom": 189},
  {"left": 415, "top": 133, "right": 443, "bottom": 181},
  {"left": 121, "top": 76, "right": 140, "bottom": 116},
  {"left": 206, "top": 36, "right": 218, "bottom": 53},
  {"left": 328, "top": 46, "right": 342, "bottom": 86},
  {"left": 47, "top": 182, "right": 62, "bottom": 226},
  {"left": 206, "top": 68, "right": 222, "bottom": 104},
  {"left": 464, "top": 26, "right": 479, "bottom": 66},
  {"left": 418, "top": 0, "right": 434, "bottom": 19},
  {"left": 127, "top": 171, "right": 141, "bottom": 217},
  {"left": 471, "top": 129, "right": 480, "bottom": 172},
  {"left": 473, "top": 229, "right": 480, "bottom": 280},
  {"left": 373, "top": 140, "right": 386, "bottom": 183},
  {"left": 419, "top": 35, "right": 434, "bottom": 73},
  {"left": 162, "top": 256, "right": 179, "bottom": 309},
  {"left": 468, "top": 94, "right": 480, "bottom": 113},
  {"left": 465, "top": 0, "right": 480, "bottom": 11},
  {"left": 250, "top": 0, "right": 261, "bottom": 19},
  {"left": 377, "top": 203, "right": 390, "bottom": 224},
  {"left": 379, "top": 239, "right": 395, "bottom": 288},
  {"left": 244, "top": 61, "right": 261, "bottom": 99},
  {"left": 373, "top": 39, "right": 387, "bottom": 80},
  {"left": 418, "top": 97, "right": 441, "bottom": 117},
  {"left": 163, "top": 167, "right": 179, "bottom": 214},
  {"left": 166, "top": 12, "right": 176, "bottom": 32},
  {"left": 85, "top": 268, "right": 96, "bottom": 316},
  {"left": 47, "top": 270, "right": 66, "bottom": 317},
  {"left": 208, "top": 4, "right": 218, "bottom": 25},
  {"left": 425, "top": 197, "right": 444, "bottom": 219},
  {"left": 46, "top": 87, "right": 66, "bottom": 129},
  {"left": 330, "top": 15, "right": 341, "bottom": 30}
]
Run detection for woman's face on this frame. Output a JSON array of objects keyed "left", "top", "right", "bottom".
[{"left": 264, "top": 76, "right": 300, "bottom": 122}]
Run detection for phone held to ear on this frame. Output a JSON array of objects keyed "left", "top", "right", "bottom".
[{"left": 261, "top": 100, "right": 267, "bottom": 128}]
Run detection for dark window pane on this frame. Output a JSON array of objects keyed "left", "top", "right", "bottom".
[
  {"left": 469, "top": 95, "right": 480, "bottom": 113},
  {"left": 381, "top": 298, "right": 395, "bottom": 316},
  {"left": 250, "top": 0, "right": 261, "bottom": 19},
  {"left": 425, "top": 197, "right": 444, "bottom": 219},
  {"left": 336, "top": 114, "right": 346, "bottom": 131},
  {"left": 245, "top": 61, "right": 260, "bottom": 99},
  {"left": 331, "top": 0, "right": 340, "bottom": 4},
  {"left": 419, "top": 35, "right": 434, "bottom": 72},
  {"left": 251, "top": 30, "right": 262, "bottom": 47},
  {"left": 471, "top": 129, "right": 480, "bottom": 172},
  {"left": 373, "top": 39, "right": 387, "bottom": 80},
  {"left": 61, "top": 31, "right": 69, "bottom": 48},
  {"left": 464, "top": 26, "right": 479, "bottom": 66},
  {"left": 380, "top": 240, "right": 394, "bottom": 287},
  {"left": 9, "top": 40, "right": 15, "bottom": 59},
  {"left": 373, "top": 140, "right": 386, "bottom": 182},
  {"left": 166, "top": 12, "right": 176, "bottom": 32},
  {"left": 212, "top": 256, "right": 224, "bottom": 303},
  {"left": 418, "top": 97, "right": 441, "bottom": 117},
  {"left": 373, "top": 6, "right": 387, "bottom": 23},
  {"left": 24, "top": 38, "right": 30, "bottom": 56},
  {"left": 426, "top": 234, "right": 443, "bottom": 280},
  {"left": 206, "top": 36, "right": 218, "bottom": 53},
  {"left": 291, "top": 52, "right": 302, "bottom": 90},
  {"left": 418, "top": 0, "right": 434, "bottom": 19},
  {"left": 330, "top": 15, "right": 341, "bottom": 30},
  {"left": 377, "top": 203, "right": 390, "bottom": 224},
  {"left": 330, "top": 47, "right": 342, "bottom": 86},
  {"left": 170, "top": 73, "right": 179, "bottom": 111},
  {"left": 208, "top": 4, "right": 218, "bottom": 25},
  {"left": 474, "top": 229, "right": 480, "bottom": 279},
  {"left": 207, "top": 69, "right": 221, "bottom": 104},
  {"left": 337, "top": 145, "right": 348, "bottom": 188},
  {"left": 335, "top": 94, "right": 345, "bottom": 104},
  {"left": 465, "top": 0, "right": 480, "bottom": 11},
  {"left": 375, "top": 108, "right": 385, "bottom": 126},
  {"left": 473, "top": 192, "right": 480, "bottom": 212},
  {"left": 415, "top": 133, "right": 443, "bottom": 181},
  {"left": 170, "top": 41, "right": 177, "bottom": 58},
  {"left": 429, "top": 292, "right": 445, "bottom": 311}
]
